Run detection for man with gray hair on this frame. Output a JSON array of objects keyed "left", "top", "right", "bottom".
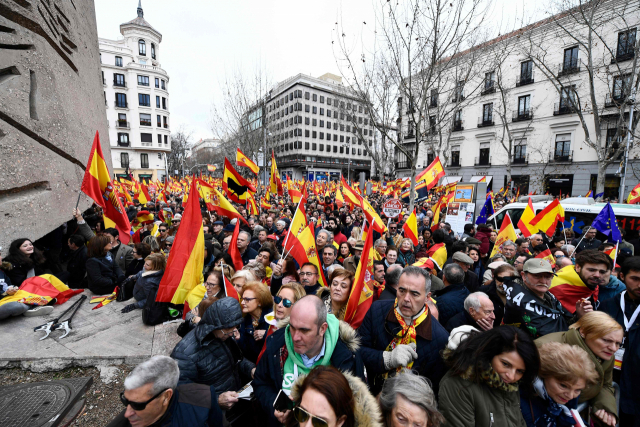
[
  {"left": 315, "top": 229, "right": 333, "bottom": 253},
  {"left": 501, "top": 240, "right": 517, "bottom": 263},
  {"left": 433, "top": 263, "right": 470, "bottom": 326},
  {"left": 359, "top": 266, "right": 449, "bottom": 395},
  {"left": 237, "top": 229, "right": 258, "bottom": 266},
  {"left": 556, "top": 255, "right": 574, "bottom": 270},
  {"left": 107, "top": 356, "right": 222, "bottom": 427},
  {"left": 379, "top": 263, "right": 404, "bottom": 300},
  {"left": 253, "top": 295, "right": 362, "bottom": 426},
  {"left": 445, "top": 291, "right": 495, "bottom": 332}
]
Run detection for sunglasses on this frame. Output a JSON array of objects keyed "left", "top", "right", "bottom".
[
  {"left": 274, "top": 296, "right": 293, "bottom": 307},
  {"left": 293, "top": 406, "right": 328, "bottom": 427},
  {"left": 120, "top": 389, "right": 168, "bottom": 411}
]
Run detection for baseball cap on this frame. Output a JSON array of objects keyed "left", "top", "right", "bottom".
[
  {"left": 452, "top": 252, "right": 474, "bottom": 265},
  {"left": 523, "top": 258, "right": 555, "bottom": 274},
  {"left": 213, "top": 221, "right": 224, "bottom": 225}
]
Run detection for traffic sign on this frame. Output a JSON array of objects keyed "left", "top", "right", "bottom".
[{"left": 382, "top": 199, "right": 402, "bottom": 218}]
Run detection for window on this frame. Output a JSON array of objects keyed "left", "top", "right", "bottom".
[
  {"left": 312, "top": 131, "right": 317, "bottom": 138},
  {"left": 158, "top": 153, "right": 162, "bottom": 159},
  {"left": 358, "top": 149, "right": 362, "bottom": 155},
  {"left": 555, "top": 134, "right": 571, "bottom": 160},
  {"left": 478, "top": 148, "right": 490, "bottom": 165},
  {"left": 327, "top": 98, "right": 332, "bottom": 106},
  {"left": 137, "top": 75, "right": 149, "bottom": 86},
  {"left": 320, "top": 120, "right": 324, "bottom": 127},
  {"left": 320, "top": 133, "right": 324, "bottom": 140},
  {"left": 115, "top": 56, "right": 123, "bottom": 67},
  {"left": 156, "top": 96, "right": 161, "bottom": 108},
  {"left": 305, "top": 117, "right": 310, "bottom": 125},
  {"left": 161, "top": 80, "right": 166, "bottom": 90},
  {"left": 163, "top": 116, "right": 168, "bottom": 129},
  {"left": 613, "top": 74, "right": 632, "bottom": 100},
  {"left": 429, "top": 115, "right": 437, "bottom": 134},
  {"left": 117, "top": 133, "right": 129, "bottom": 146},
  {"left": 114, "top": 73, "right": 125, "bottom": 87},
  {"left": 118, "top": 113, "right": 127, "bottom": 127},
  {"left": 559, "top": 86, "right": 576, "bottom": 111},
  {"left": 312, "top": 143, "right": 317, "bottom": 150},
  {"left": 319, "top": 144, "right": 324, "bottom": 151},
  {"left": 482, "top": 103, "right": 493, "bottom": 124},
  {"left": 140, "top": 153, "right": 149, "bottom": 169},
  {"left": 616, "top": 29, "right": 636, "bottom": 61},
  {"left": 320, "top": 96, "right": 325, "bottom": 103},
  {"left": 451, "top": 150, "right": 460, "bottom": 166},
  {"left": 333, "top": 123, "right": 338, "bottom": 130},
  {"left": 115, "top": 93, "right": 127, "bottom": 108},
  {"left": 483, "top": 72, "right": 495, "bottom": 94},
  {"left": 453, "top": 81, "right": 465, "bottom": 102},
  {"left": 518, "top": 61, "right": 534, "bottom": 86},
  {"left": 305, "top": 130, "right": 310, "bottom": 137},
  {"left": 305, "top": 91, "right": 310, "bottom": 100},
  {"left": 453, "top": 110, "right": 463, "bottom": 131},
  {"left": 162, "top": 98, "right": 167, "bottom": 109},
  {"left": 120, "top": 153, "right": 129, "bottom": 168},
  {"left": 340, "top": 135, "right": 344, "bottom": 142},
  {"left": 312, "top": 119, "right": 317, "bottom": 126},
  {"left": 141, "top": 133, "right": 153, "bottom": 143},
  {"left": 320, "top": 108, "right": 324, "bottom": 116},
  {"left": 139, "top": 94, "right": 150, "bottom": 107},
  {"left": 164, "top": 135, "right": 168, "bottom": 144},
  {"left": 312, "top": 106, "right": 317, "bottom": 114},
  {"left": 430, "top": 89, "right": 438, "bottom": 107},
  {"left": 359, "top": 105, "right": 363, "bottom": 113},
  {"left": 151, "top": 43, "right": 156, "bottom": 60},
  {"left": 313, "top": 94, "right": 318, "bottom": 101},
  {"left": 305, "top": 104, "right": 310, "bottom": 113},
  {"left": 563, "top": 47, "right": 579, "bottom": 72},
  {"left": 333, "top": 111, "right": 338, "bottom": 119},
  {"left": 139, "top": 113, "right": 151, "bottom": 126},
  {"left": 138, "top": 39, "right": 146, "bottom": 56},
  {"left": 157, "top": 134, "right": 162, "bottom": 145},
  {"left": 155, "top": 78, "right": 159, "bottom": 88},
  {"left": 157, "top": 115, "right": 161, "bottom": 127},
  {"left": 514, "top": 144, "right": 526, "bottom": 163},
  {"left": 305, "top": 142, "right": 310, "bottom": 150},
  {"left": 518, "top": 95, "right": 531, "bottom": 116}
]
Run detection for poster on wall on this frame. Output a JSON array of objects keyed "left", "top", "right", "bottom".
[
  {"left": 446, "top": 202, "right": 476, "bottom": 237},
  {"left": 454, "top": 184, "right": 475, "bottom": 203}
]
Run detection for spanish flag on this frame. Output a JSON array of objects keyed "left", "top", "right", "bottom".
[
  {"left": 362, "top": 198, "right": 386, "bottom": 234},
  {"left": 80, "top": 132, "right": 131, "bottom": 243},
  {"left": 402, "top": 210, "right": 419, "bottom": 246},
  {"left": 236, "top": 148, "right": 259, "bottom": 175},
  {"left": 530, "top": 199, "right": 565, "bottom": 237},
  {"left": 155, "top": 183, "right": 204, "bottom": 304},
  {"left": 550, "top": 265, "right": 598, "bottom": 312},
  {"left": 426, "top": 243, "right": 447, "bottom": 270},
  {"left": 269, "top": 151, "right": 283, "bottom": 195},
  {"left": 207, "top": 164, "right": 216, "bottom": 172},
  {"left": 627, "top": 183, "right": 640, "bottom": 204},
  {"left": 341, "top": 177, "right": 363, "bottom": 207},
  {"left": 535, "top": 248, "right": 557, "bottom": 268},
  {"left": 415, "top": 156, "right": 446, "bottom": 190},
  {"left": 0, "top": 275, "right": 83, "bottom": 308},
  {"left": 247, "top": 193, "right": 259, "bottom": 215},
  {"left": 344, "top": 220, "right": 375, "bottom": 328},
  {"left": 284, "top": 223, "right": 328, "bottom": 288},
  {"left": 223, "top": 158, "right": 256, "bottom": 204},
  {"left": 335, "top": 187, "right": 345, "bottom": 208},
  {"left": 228, "top": 220, "right": 244, "bottom": 272},
  {"left": 197, "top": 179, "right": 217, "bottom": 211},
  {"left": 517, "top": 197, "right": 537, "bottom": 238},
  {"left": 261, "top": 199, "right": 272, "bottom": 209},
  {"left": 209, "top": 186, "right": 249, "bottom": 226},
  {"left": 490, "top": 212, "right": 518, "bottom": 258}
]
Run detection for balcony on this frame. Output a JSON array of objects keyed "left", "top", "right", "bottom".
[
  {"left": 612, "top": 51, "right": 634, "bottom": 64},
  {"left": 605, "top": 93, "right": 625, "bottom": 108},
  {"left": 395, "top": 161, "right": 410, "bottom": 169},
  {"left": 115, "top": 120, "right": 130, "bottom": 129},
  {"left": 449, "top": 159, "right": 461, "bottom": 167},
  {"left": 512, "top": 154, "right": 528, "bottom": 165},
  {"left": 558, "top": 58, "right": 580, "bottom": 77},
  {"left": 553, "top": 102, "right": 576, "bottom": 115},
  {"left": 405, "top": 132, "right": 415, "bottom": 140},
  {"left": 512, "top": 109, "right": 533, "bottom": 122},
  {"left": 477, "top": 117, "right": 494, "bottom": 128},
  {"left": 117, "top": 141, "right": 129, "bottom": 147},
  {"left": 481, "top": 82, "right": 496, "bottom": 95},
  {"left": 163, "top": 124, "right": 169, "bottom": 129},
  {"left": 516, "top": 72, "right": 534, "bottom": 87},
  {"left": 429, "top": 98, "right": 438, "bottom": 108},
  {"left": 140, "top": 119, "right": 152, "bottom": 127},
  {"left": 113, "top": 81, "right": 127, "bottom": 88},
  {"left": 475, "top": 156, "right": 491, "bottom": 166},
  {"left": 550, "top": 150, "right": 573, "bottom": 163},
  {"left": 452, "top": 92, "right": 465, "bottom": 103},
  {"left": 452, "top": 119, "right": 464, "bottom": 132}
]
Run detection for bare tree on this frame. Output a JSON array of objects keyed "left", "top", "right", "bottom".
[{"left": 167, "top": 126, "right": 193, "bottom": 177}]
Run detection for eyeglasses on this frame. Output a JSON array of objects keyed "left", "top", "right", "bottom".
[
  {"left": 274, "top": 296, "right": 293, "bottom": 308},
  {"left": 299, "top": 272, "right": 317, "bottom": 277},
  {"left": 293, "top": 406, "right": 329, "bottom": 427},
  {"left": 165, "top": 243, "right": 172, "bottom": 247},
  {"left": 220, "top": 327, "right": 238, "bottom": 337},
  {"left": 555, "top": 254, "right": 565, "bottom": 258},
  {"left": 120, "top": 389, "right": 168, "bottom": 411},
  {"left": 242, "top": 297, "right": 256, "bottom": 303},
  {"left": 495, "top": 276, "right": 509, "bottom": 282}
]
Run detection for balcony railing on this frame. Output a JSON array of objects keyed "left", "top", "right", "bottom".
[
  {"left": 277, "top": 154, "right": 372, "bottom": 169},
  {"left": 115, "top": 120, "right": 130, "bottom": 129},
  {"left": 605, "top": 93, "right": 626, "bottom": 108},
  {"left": 477, "top": 117, "right": 494, "bottom": 128},
  {"left": 405, "top": 132, "right": 415, "bottom": 140},
  {"left": 117, "top": 141, "right": 129, "bottom": 147},
  {"left": 550, "top": 150, "right": 573, "bottom": 162},
  {"left": 612, "top": 51, "right": 635, "bottom": 64},
  {"left": 512, "top": 154, "right": 528, "bottom": 164},
  {"left": 512, "top": 109, "right": 533, "bottom": 122},
  {"left": 452, "top": 120, "right": 464, "bottom": 132},
  {"left": 395, "top": 161, "right": 410, "bottom": 169},
  {"left": 452, "top": 92, "right": 465, "bottom": 103},
  {"left": 113, "top": 81, "right": 126, "bottom": 88},
  {"left": 163, "top": 124, "right": 169, "bottom": 129},
  {"left": 481, "top": 82, "right": 496, "bottom": 95},
  {"left": 449, "top": 159, "right": 461, "bottom": 167},
  {"left": 558, "top": 58, "right": 580, "bottom": 76},
  {"left": 553, "top": 102, "right": 576, "bottom": 115},
  {"left": 429, "top": 98, "right": 438, "bottom": 108},
  {"left": 475, "top": 156, "right": 492, "bottom": 166},
  {"left": 140, "top": 120, "right": 152, "bottom": 127},
  {"left": 516, "top": 72, "right": 534, "bottom": 87}
]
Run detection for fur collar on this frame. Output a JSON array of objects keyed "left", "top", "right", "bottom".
[
  {"left": 142, "top": 269, "right": 161, "bottom": 277},
  {"left": 290, "top": 370, "right": 383, "bottom": 427},
  {"left": 1, "top": 262, "right": 12, "bottom": 271},
  {"left": 277, "top": 316, "right": 360, "bottom": 353}
]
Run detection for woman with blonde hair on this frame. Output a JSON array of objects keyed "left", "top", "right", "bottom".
[
  {"left": 122, "top": 253, "right": 166, "bottom": 313},
  {"left": 237, "top": 281, "right": 274, "bottom": 363},
  {"left": 350, "top": 227, "right": 363, "bottom": 241},
  {"left": 243, "top": 260, "right": 266, "bottom": 283},
  {"left": 317, "top": 268, "right": 354, "bottom": 320},
  {"left": 231, "top": 270, "right": 257, "bottom": 295},
  {"left": 520, "top": 342, "right": 599, "bottom": 427},
  {"left": 536, "top": 311, "right": 623, "bottom": 427}
]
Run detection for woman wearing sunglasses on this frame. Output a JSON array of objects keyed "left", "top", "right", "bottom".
[{"left": 287, "top": 365, "right": 382, "bottom": 427}]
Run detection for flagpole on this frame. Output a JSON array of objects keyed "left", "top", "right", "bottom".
[
  {"left": 75, "top": 192, "right": 82, "bottom": 210},
  {"left": 612, "top": 242, "right": 619, "bottom": 268},
  {"left": 561, "top": 221, "right": 568, "bottom": 247},
  {"left": 569, "top": 226, "right": 590, "bottom": 257}
]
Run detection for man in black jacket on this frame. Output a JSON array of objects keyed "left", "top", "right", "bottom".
[
  {"left": 271, "top": 262, "right": 320, "bottom": 297},
  {"left": 60, "top": 234, "right": 88, "bottom": 289},
  {"left": 379, "top": 264, "right": 403, "bottom": 301},
  {"left": 237, "top": 230, "right": 258, "bottom": 266},
  {"left": 445, "top": 292, "right": 495, "bottom": 332}
]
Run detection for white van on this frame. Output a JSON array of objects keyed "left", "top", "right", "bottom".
[{"left": 487, "top": 196, "right": 640, "bottom": 236}]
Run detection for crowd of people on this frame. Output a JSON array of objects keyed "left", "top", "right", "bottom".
[{"left": 1, "top": 185, "right": 638, "bottom": 427}]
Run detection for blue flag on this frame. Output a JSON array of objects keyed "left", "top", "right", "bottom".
[
  {"left": 591, "top": 203, "right": 621, "bottom": 242},
  {"left": 595, "top": 192, "right": 605, "bottom": 199},
  {"left": 475, "top": 195, "right": 495, "bottom": 225}
]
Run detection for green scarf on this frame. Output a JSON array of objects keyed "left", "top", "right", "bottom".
[
  {"left": 282, "top": 313, "right": 340, "bottom": 393},
  {"left": 460, "top": 365, "right": 520, "bottom": 393}
]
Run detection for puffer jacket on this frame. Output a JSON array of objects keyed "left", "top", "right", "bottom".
[
  {"left": 170, "top": 297, "right": 256, "bottom": 395},
  {"left": 289, "top": 370, "right": 383, "bottom": 427},
  {"left": 475, "top": 227, "right": 492, "bottom": 256},
  {"left": 86, "top": 255, "right": 124, "bottom": 295},
  {"left": 132, "top": 270, "right": 164, "bottom": 308}
]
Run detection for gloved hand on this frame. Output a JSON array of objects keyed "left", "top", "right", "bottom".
[
  {"left": 121, "top": 303, "right": 138, "bottom": 313},
  {"left": 383, "top": 343, "right": 418, "bottom": 370}
]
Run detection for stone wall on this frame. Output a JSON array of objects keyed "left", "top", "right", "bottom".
[{"left": 0, "top": 0, "right": 109, "bottom": 250}]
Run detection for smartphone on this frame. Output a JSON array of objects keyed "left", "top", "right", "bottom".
[{"left": 273, "top": 389, "right": 293, "bottom": 412}]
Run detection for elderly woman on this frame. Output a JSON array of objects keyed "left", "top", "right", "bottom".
[
  {"left": 231, "top": 270, "right": 257, "bottom": 295},
  {"left": 317, "top": 268, "right": 354, "bottom": 320},
  {"left": 237, "top": 281, "right": 274, "bottom": 364},
  {"left": 439, "top": 326, "right": 540, "bottom": 427},
  {"left": 243, "top": 260, "right": 267, "bottom": 283},
  {"left": 374, "top": 239, "right": 388, "bottom": 259},
  {"left": 397, "top": 238, "right": 415, "bottom": 267},
  {"left": 121, "top": 253, "right": 166, "bottom": 313},
  {"left": 520, "top": 342, "right": 599, "bottom": 427},
  {"left": 379, "top": 370, "right": 444, "bottom": 427},
  {"left": 385, "top": 247, "right": 399, "bottom": 269},
  {"left": 536, "top": 312, "right": 623, "bottom": 427}
]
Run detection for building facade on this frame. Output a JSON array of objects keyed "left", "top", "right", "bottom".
[
  {"left": 395, "top": 0, "right": 639, "bottom": 199},
  {"left": 265, "top": 73, "right": 374, "bottom": 182},
  {"left": 99, "top": 1, "right": 170, "bottom": 182}
]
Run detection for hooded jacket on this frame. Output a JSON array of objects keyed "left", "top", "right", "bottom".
[
  {"left": 132, "top": 270, "right": 164, "bottom": 308},
  {"left": 289, "top": 370, "right": 383, "bottom": 427},
  {"left": 170, "top": 297, "right": 256, "bottom": 395},
  {"left": 252, "top": 315, "right": 363, "bottom": 427},
  {"left": 598, "top": 275, "right": 625, "bottom": 303}
]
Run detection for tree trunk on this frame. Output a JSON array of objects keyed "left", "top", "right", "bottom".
[
  {"left": 408, "top": 161, "right": 417, "bottom": 214},
  {"left": 595, "top": 162, "right": 607, "bottom": 200}
]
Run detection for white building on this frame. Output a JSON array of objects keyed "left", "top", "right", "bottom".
[
  {"left": 99, "top": 1, "right": 170, "bottom": 182},
  {"left": 395, "top": 0, "right": 639, "bottom": 200},
  {"left": 265, "top": 73, "right": 375, "bottom": 182}
]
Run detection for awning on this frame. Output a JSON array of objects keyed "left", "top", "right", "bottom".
[
  {"left": 471, "top": 175, "right": 493, "bottom": 185},
  {"left": 441, "top": 176, "right": 462, "bottom": 185}
]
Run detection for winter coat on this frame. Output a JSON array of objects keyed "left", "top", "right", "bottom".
[
  {"left": 289, "top": 370, "right": 383, "bottom": 427},
  {"left": 170, "top": 297, "right": 255, "bottom": 395},
  {"left": 125, "top": 258, "right": 145, "bottom": 277},
  {"left": 236, "top": 307, "right": 270, "bottom": 364},
  {"left": 479, "top": 281, "right": 506, "bottom": 327},
  {"left": 475, "top": 228, "right": 492, "bottom": 255},
  {"left": 398, "top": 249, "right": 415, "bottom": 267},
  {"left": 3, "top": 257, "right": 45, "bottom": 288},
  {"left": 464, "top": 270, "right": 480, "bottom": 293},
  {"left": 445, "top": 309, "right": 481, "bottom": 332},
  {"left": 433, "top": 283, "right": 470, "bottom": 327},
  {"left": 110, "top": 243, "right": 134, "bottom": 275},
  {"left": 240, "top": 247, "right": 259, "bottom": 266},
  {"left": 439, "top": 371, "right": 527, "bottom": 427},
  {"left": 64, "top": 246, "right": 88, "bottom": 289},
  {"left": 358, "top": 299, "right": 449, "bottom": 396},
  {"left": 86, "top": 255, "right": 125, "bottom": 295},
  {"left": 598, "top": 275, "right": 625, "bottom": 303},
  {"left": 0, "top": 263, "right": 13, "bottom": 294},
  {"left": 132, "top": 270, "right": 164, "bottom": 308},
  {"left": 253, "top": 316, "right": 363, "bottom": 427},
  {"left": 536, "top": 328, "right": 617, "bottom": 418},
  {"left": 342, "top": 255, "right": 358, "bottom": 273},
  {"left": 599, "top": 292, "right": 640, "bottom": 417},
  {"left": 106, "top": 382, "right": 223, "bottom": 427},
  {"left": 520, "top": 387, "right": 578, "bottom": 427}
]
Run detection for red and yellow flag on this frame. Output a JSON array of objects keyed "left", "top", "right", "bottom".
[
  {"left": 344, "top": 220, "right": 376, "bottom": 328},
  {"left": 627, "top": 183, "right": 640, "bottom": 204},
  {"left": 402, "top": 210, "right": 419, "bottom": 246},
  {"left": 490, "top": 212, "right": 518, "bottom": 258},
  {"left": 207, "top": 185, "right": 249, "bottom": 226},
  {"left": 341, "top": 176, "right": 363, "bottom": 207},
  {"left": 530, "top": 199, "right": 565, "bottom": 236},
  {"left": 223, "top": 272, "right": 240, "bottom": 301},
  {"left": 0, "top": 275, "right": 83, "bottom": 308},
  {"left": 550, "top": 265, "right": 597, "bottom": 312},
  {"left": 285, "top": 223, "right": 328, "bottom": 289},
  {"left": 155, "top": 183, "right": 205, "bottom": 304},
  {"left": 517, "top": 197, "right": 537, "bottom": 238},
  {"left": 223, "top": 158, "right": 256, "bottom": 204},
  {"left": 80, "top": 132, "right": 132, "bottom": 243},
  {"left": 236, "top": 148, "right": 259, "bottom": 175},
  {"left": 415, "top": 156, "right": 446, "bottom": 190},
  {"left": 228, "top": 220, "right": 244, "bottom": 272},
  {"left": 535, "top": 248, "right": 556, "bottom": 268},
  {"left": 207, "top": 164, "right": 216, "bottom": 172}
]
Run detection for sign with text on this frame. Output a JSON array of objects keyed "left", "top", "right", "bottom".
[{"left": 382, "top": 199, "right": 402, "bottom": 218}]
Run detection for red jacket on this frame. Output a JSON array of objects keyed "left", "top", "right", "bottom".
[{"left": 474, "top": 229, "right": 491, "bottom": 255}]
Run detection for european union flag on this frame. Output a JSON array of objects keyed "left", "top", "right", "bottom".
[
  {"left": 475, "top": 195, "right": 495, "bottom": 225},
  {"left": 591, "top": 202, "right": 621, "bottom": 242},
  {"left": 595, "top": 192, "right": 605, "bottom": 199}
]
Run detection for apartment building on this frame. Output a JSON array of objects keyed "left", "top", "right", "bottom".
[
  {"left": 99, "top": 1, "right": 170, "bottom": 182},
  {"left": 396, "top": 0, "right": 639, "bottom": 199}
]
